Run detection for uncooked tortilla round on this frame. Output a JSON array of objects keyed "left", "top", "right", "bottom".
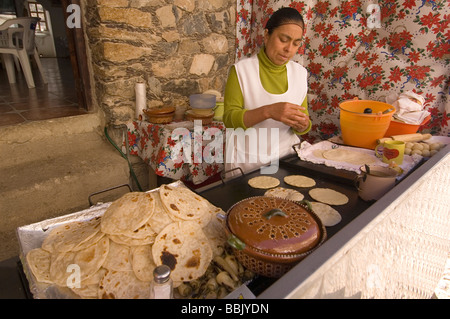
[
  {"left": 321, "top": 148, "right": 377, "bottom": 165},
  {"left": 309, "top": 188, "right": 349, "bottom": 206},
  {"left": 310, "top": 202, "right": 342, "bottom": 226},
  {"left": 284, "top": 175, "right": 316, "bottom": 188},
  {"left": 248, "top": 176, "right": 280, "bottom": 189}
]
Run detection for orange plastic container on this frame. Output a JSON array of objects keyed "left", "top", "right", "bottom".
[
  {"left": 339, "top": 100, "right": 395, "bottom": 149},
  {"left": 384, "top": 115, "right": 431, "bottom": 137}
]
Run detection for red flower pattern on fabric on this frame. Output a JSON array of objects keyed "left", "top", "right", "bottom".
[{"left": 236, "top": 0, "right": 449, "bottom": 138}]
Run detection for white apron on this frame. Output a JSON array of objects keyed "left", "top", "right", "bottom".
[{"left": 225, "top": 54, "right": 308, "bottom": 177}]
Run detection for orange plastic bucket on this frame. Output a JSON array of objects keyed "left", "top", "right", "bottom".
[
  {"left": 339, "top": 100, "right": 395, "bottom": 149},
  {"left": 384, "top": 114, "right": 431, "bottom": 137}
]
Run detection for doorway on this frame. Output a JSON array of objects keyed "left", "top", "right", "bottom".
[{"left": 0, "top": 0, "right": 92, "bottom": 127}]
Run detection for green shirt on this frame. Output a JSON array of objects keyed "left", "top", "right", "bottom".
[{"left": 223, "top": 49, "right": 311, "bottom": 135}]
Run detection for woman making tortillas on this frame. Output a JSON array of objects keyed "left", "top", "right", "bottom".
[{"left": 223, "top": 7, "right": 311, "bottom": 176}]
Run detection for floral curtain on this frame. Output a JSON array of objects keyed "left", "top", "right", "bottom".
[{"left": 235, "top": 0, "right": 449, "bottom": 142}]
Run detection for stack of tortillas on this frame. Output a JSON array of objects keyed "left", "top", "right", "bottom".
[{"left": 25, "top": 186, "right": 227, "bottom": 299}]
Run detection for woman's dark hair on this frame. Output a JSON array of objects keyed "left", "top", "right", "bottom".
[{"left": 265, "top": 7, "right": 305, "bottom": 34}]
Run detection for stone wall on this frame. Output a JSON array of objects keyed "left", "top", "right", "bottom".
[{"left": 83, "top": 0, "right": 236, "bottom": 124}]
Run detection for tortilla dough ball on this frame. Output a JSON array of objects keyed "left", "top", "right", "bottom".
[{"left": 430, "top": 143, "right": 441, "bottom": 151}]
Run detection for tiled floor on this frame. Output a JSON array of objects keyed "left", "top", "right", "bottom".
[{"left": 0, "top": 57, "right": 88, "bottom": 128}]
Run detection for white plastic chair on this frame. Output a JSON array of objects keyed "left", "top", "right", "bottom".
[{"left": 0, "top": 17, "right": 47, "bottom": 88}]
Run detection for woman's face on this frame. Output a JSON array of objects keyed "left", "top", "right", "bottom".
[{"left": 264, "top": 23, "right": 303, "bottom": 66}]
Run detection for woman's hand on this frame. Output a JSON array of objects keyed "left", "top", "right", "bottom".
[
  {"left": 242, "top": 101, "right": 310, "bottom": 131},
  {"left": 266, "top": 102, "right": 310, "bottom": 131}
]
